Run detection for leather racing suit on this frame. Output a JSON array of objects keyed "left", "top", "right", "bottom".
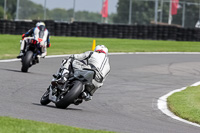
[
  {"left": 59, "top": 51, "right": 111, "bottom": 96},
  {"left": 19, "top": 27, "right": 50, "bottom": 58}
]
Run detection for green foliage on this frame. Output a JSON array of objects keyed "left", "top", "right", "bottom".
[
  {"left": 0, "top": 6, "right": 3, "bottom": 19},
  {"left": 0, "top": 116, "right": 115, "bottom": 133},
  {"left": 6, "top": 0, "right": 16, "bottom": 19},
  {"left": 48, "top": 8, "right": 71, "bottom": 21},
  {"left": 0, "top": 0, "right": 15, "bottom": 19},
  {"left": 171, "top": 0, "right": 200, "bottom": 27},
  {"left": 1, "top": 34, "right": 200, "bottom": 60},
  {"left": 18, "top": 0, "right": 44, "bottom": 20},
  {"left": 0, "top": 0, "right": 102, "bottom": 22},
  {"left": 168, "top": 85, "right": 200, "bottom": 124},
  {"left": 113, "top": 0, "right": 155, "bottom": 25},
  {"left": 47, "top": 9, "right": 102, "bottom": 22},
  {"left": 113, "top": 0, "right": 129, "bottom": 24},
  {"left": 1, "top": 0, "right": 200, "bottom": 27},
  {"left": 75, "top": 11, "right": 102, "bottom": 22},
  {"left": 114, "top": 0, "right": 200, "bottom": 27}
]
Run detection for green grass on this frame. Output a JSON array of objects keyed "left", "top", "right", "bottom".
[
  {"left": 168, "top": 85, "right": 200, "bottom": 124},
  {"left": 1, "top": 34, "right": 200, "bottom": 59},
  {"left": 0, "top": 116, "right": 115, "bottom": 133}
]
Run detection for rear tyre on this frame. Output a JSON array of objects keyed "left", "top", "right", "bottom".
[
  {"left": 21, "top": 51, "right": 33, "bottom": 72},
  {"left": 40, "top": 89, "right": 51, "bottom": 105},
  {"left": 55, "top": 80, "right": 83, "bottom": 109}
]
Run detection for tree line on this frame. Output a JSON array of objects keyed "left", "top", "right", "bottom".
[
  {"left": 114, "top": 0, "right": 200, "bottom": 28},
  {"left": 0, "top": 0, "right": 112, "bottom": 23},
  {"left": 0, "top": 0, "right": 200, "bottom": 28}
]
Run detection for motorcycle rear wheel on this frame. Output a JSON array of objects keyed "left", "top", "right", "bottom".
[
  {"left": 21, "top": 51, "right": 33, "bottom": 72},
  {"left": 55, "top": 80, "right": 83, "bottom": 109}
]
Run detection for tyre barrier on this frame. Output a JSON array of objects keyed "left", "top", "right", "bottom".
[{"left": 0, "top": 20, "right": 200, "bottom": 41}]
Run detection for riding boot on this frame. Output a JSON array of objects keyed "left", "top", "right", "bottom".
[
  {"left": 74, "top": 99, "right": 83, "bottom": 105},
  {"left": 51, "top": 69, "right": 69, "bottom": 85},
  {"left": 17, "top": 40, "right": 26, "bottom": 58},
  {"left": 82, "top": 92, "right": 92, "bottom": 101},
  {"left": 17, "top": 50, "right": 24, "bottom": 58}
]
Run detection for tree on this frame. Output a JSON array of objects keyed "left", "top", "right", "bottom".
[
  {"left": 48, "top": 8, "right": 72, "bottom": 21},
  {"left": 0, "top": 6, "right": 3, "bottom": 19},
  {"left": 0, "top": 0, "right": 16, "bottom": 19},
  {"left": 75, "top": 11, "right": 101, "bottom": 22},
  {"left": 172, "top": 0, "right": 200, "bottom": 27},
  {"left": 0, "top": 0, "right": 112, "bottom": 23},
  {"left": 113, "top": 0, "right": 155, "bottom": 25},
  {"left": 18, "top": 0, "right": 44, "bottom": 20},
  {"left": 113, "top": 0, "right": 200, "bottom": 27}
]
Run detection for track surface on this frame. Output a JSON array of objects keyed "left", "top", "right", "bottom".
[{"left": 1, "top": 54, "right": 200, "bottom": 133}]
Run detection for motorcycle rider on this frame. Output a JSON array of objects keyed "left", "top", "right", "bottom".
[
  {"left": 52, "top": 45, "right": 110, "bottom": 103},
  {"left": 17, "top": 22, "right": 51, "bottom": 58}
]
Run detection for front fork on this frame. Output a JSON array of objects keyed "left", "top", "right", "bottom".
[
  {"left": 49, "top": 86, "right": 57, "bottom": 103},
  {"left": 48, "top": 81, "right": 70, "bottom": 103}
]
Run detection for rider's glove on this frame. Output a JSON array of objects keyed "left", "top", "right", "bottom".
[
  {"left": 22, "top": 34, "right": 25, "bottom": 40},
  {"left": 69, "top": 55, "right": 75, "bottom": 59},
  {"left": 47, "top": 43, "right": 51, "bottom": 48}
]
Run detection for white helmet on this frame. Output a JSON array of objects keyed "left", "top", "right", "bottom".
[
  {"left": 36, "top": 22, "right": 45, "bottom": 27},
  {"left": 94, "top": 45, "right": 108, "bottom": 54}
]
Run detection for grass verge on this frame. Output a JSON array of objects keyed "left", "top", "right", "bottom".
[
  {"left": 168, "top": 85, "right": 200, "bottom": 124},
  {"left": 0, "top": 116, "right": 115, "bottom": 133},
  {"left": 1, "top": 34, "right": 200, "bottom": 59}
]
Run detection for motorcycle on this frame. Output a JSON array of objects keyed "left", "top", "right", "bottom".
[
  {"left": 40, "top": 68, "right": 96, "bottom": 109},
  {"left": 20, "top": 37, "right": 44, "bottom": 72}
]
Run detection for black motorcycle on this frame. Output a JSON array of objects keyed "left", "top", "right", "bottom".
[
  {"left": 40, "top": 68, "right": 96, "bottom": 109},
  {"left": 20, "top": 39, "right": 42, "bottom": 72}
]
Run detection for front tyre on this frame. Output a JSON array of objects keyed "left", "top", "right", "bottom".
[
  {"left": 55, "top": 80, "right": 83, "bottom": 109},
  {"left": 40, "top": 89, "right": 51, "bottom": 105},
  {"left": 21, "top": 51, "right": 33, "bottom": 72}
]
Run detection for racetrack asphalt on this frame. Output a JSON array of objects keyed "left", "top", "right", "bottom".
[{"left": 1, "top": 54, "right": 200, "bottom": 133}]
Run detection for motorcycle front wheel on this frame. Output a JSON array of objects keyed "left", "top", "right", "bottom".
[
  {"left": 40, "top": 88, "right": 51, "bottom": 105},
  {"left": 55, "top": 80, "right": 83, "bottom": 109},
  {"left": 21, "top": 51, "right": 33, "bottom": 72}
]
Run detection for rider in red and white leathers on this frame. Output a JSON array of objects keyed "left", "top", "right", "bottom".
[
  {"left": 17, "top": 22, "right": 51, "bottom": 58},
  {"left": 53, "top": 45, "right": 110, "bottom": 101}
]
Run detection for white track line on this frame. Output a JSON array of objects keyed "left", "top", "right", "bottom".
[
  {"left": 0, "top": 58, "right": 20, "bottom": 62},
  {"left": 157, "top": 81, "right": 200, "bottom": 127},
  {"left": 1, "top": 52, "right": 200, "bottom": 63},
  {"left": 109, "top": 52, "right": 200, "bottom": 55}
]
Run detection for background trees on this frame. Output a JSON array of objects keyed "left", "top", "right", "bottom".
[
  {"left": 0, "top": 0, "right": 16, "bottom": 19},
  {"left": 1, "top": 0, "right": 200, "bottom": 28},
  {"left": 113, "top": 0, "right": 155, "bottom": 25},
  {"left": 0, "top": 0, "right": 103, "bottom": 22},
  {"left": 113, "top": 0, "right": 200, "bottom": 27}
]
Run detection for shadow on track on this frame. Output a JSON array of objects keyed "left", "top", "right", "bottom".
[
  {"left": 0, "top": 68, "right": 22, "bottom": 73},
  {"left": 32, "top": 103, "right": 82, "bottom": 111},
  {"left": 0, "top": 67, "right": 50, "bottom": 76}
]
